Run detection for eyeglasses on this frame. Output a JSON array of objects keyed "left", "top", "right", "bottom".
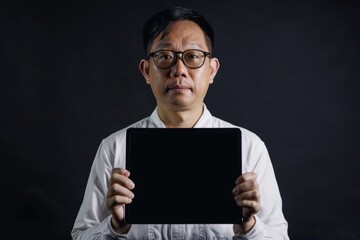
[{"left": 148, "top": 49, "right": 212, "bottom": 69}]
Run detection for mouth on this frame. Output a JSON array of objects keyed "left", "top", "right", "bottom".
[{"left": 166, "top": 85, "right": 192, "bottom": 93}]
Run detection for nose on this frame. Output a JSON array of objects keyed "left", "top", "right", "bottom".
[{"left": 170, "top": 53, "right": 188, "bottom": 78}]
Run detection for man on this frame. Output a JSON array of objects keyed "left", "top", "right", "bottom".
[{"left": 72, "top": 6, "right": 289, "bottom": 239}]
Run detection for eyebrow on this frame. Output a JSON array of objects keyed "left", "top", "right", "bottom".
[
  {"left": 153, "top": 42, "right": 203, "bottom": 51},
  {"left": 156, "top": 43, "right": 173, "bottom": 49}
]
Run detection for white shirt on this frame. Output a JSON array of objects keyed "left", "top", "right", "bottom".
[{"left": 71, "top": 105, "right": 289, "bottom": 240}]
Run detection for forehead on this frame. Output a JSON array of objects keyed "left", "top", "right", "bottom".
[{"left": 151, "top": 20, "right": 208, "bottom": 50}]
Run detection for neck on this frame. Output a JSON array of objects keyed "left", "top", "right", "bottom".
[{"left": 157, "top": 105, "right": 204, "bottom": 128}]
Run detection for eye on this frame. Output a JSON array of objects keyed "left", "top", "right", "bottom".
[
  {"left": 185, "top": 51, "right": 202, "bottom": 61},
  {"left": 155, "top": 51, "right": 174, "bottom": 61},
  {"left": 188, "top": 54, "right": 199, "bottom": 59}
]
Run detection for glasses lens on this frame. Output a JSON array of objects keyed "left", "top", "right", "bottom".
[
  {"left": 153, "top": 50, "right": 175, "bottom": 69},
  {"left": 183, "top": 50, "right": 206, "bottom": 68},
  {"left": 151, "top": 50, "right": 208, "bottom": 69}
]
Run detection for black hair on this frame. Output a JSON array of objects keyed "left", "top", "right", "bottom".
[{"left": 142, "top": 6, "right": 215, "bottom": 55}]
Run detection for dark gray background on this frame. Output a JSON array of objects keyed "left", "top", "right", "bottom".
[{"left": 2, "top": 0, "right": 359, "bottom": 239}]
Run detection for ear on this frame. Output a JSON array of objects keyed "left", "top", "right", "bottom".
[
  {"left": 209, "top": 57, "right": 220, "bottom": 84},
  {"left": 139, "top": 59, "right": 151, "bottom": 84}
]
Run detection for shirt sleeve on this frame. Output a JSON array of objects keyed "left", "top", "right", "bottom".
[
  {"left": 71, "top": 140, "right": 127, "bottom": 240},
  {"left": 235, "top": 136, "right": 289, "bottom": 239}
]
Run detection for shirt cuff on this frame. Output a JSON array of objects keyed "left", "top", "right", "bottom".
[
  {"left": 106, "top": 215, "right": 128, "bottom": 239},
  {"left": 233, "top": 215, "right": 264, "bottom": 240}
]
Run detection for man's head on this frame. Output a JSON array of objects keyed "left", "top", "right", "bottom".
[
  {"left": 139, "top": 7, "right": 220, "bottom": 120},
  {"left": 142, "top": 6, "right": 215, "bottom": 56}
]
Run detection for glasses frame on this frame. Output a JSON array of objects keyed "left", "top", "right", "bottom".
[{"left": 148, "top": 49, "right": 212, "bottom": 69}]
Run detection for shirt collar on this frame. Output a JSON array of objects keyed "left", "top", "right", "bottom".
[{"left": 149, "top": 104, "right": 213, "bottom": 128}]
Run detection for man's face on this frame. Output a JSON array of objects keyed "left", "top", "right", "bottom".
[{"left": 139, "top": 20, "right": 219, "bottom": 112}]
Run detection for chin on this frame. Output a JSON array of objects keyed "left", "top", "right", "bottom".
[{"left": 167, "top": 101, "right": 192, "bottom": 109}]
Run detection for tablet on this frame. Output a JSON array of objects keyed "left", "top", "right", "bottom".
[{"left": 125, "top": 128, "right": 242, "bottom": 224}]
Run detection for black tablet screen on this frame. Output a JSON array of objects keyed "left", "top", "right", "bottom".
[{"left": 125, "top": 128, "right": 242, "bottom": 224}]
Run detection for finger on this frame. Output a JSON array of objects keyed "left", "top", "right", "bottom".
[
  {"left": 110, "top": 172, "right": 135, "bottom": 189},
  {"left": 233, "top": 178, "right": 258, "bottom": 195},
  {"left": 235, "top": 172, "right": 257, "bottom": 185},
  {"left": 112, "top": 168, "right": 131, "bottom": 177},
  {"left": 234, "top": 190, "right": 260, "bottom": 204},
  {"left": 235, "top": 198, "right": 259, "bottom": 211},
  {"left": 106, "top": 195, "right": 132, "bottom": 209},
  {"left": 108, "top": 183, "right": 135, "bottom": 199}
]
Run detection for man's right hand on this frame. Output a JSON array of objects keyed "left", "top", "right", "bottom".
[{"left": 106, "top": 168, "right": 135, "bottom": 234}]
